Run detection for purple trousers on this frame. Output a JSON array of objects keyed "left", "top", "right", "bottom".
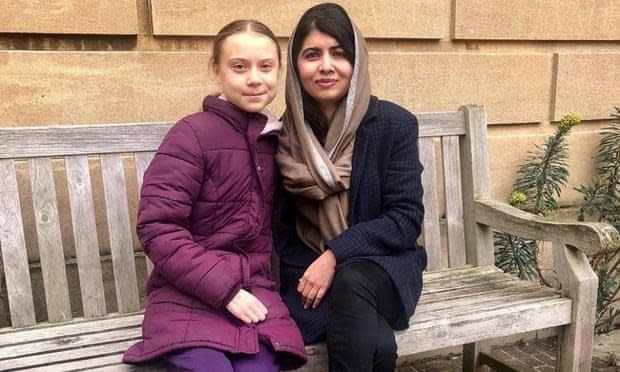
[{"left": 161, "top": 342, "right": 279, "bottom": 372}]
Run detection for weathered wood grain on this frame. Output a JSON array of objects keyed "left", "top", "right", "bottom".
[
  {"left": 458, "top": 105, "right": 493, "bottom": 372},
  {"left": 2, "top": 327, "right": 141, "bottom": 360},
  {"left": 475, "top": 199, "right": 620, "bottom": 255},
  {"left": 553, "top": 242, "right": 598, "bottom": 372},
  {"left": 419, "top": 137, "right": 442, "bottom": 270},
  {"left": 100, "top": 154, "right": 140, "bottom": 313},
  {"left": 0, "top": 123, "right": 170, "bottom": 159},
  {"left": 417, "top": 111, "right": 466, "bottom": 138},
  {"left": 402, "top": 299, "right": 572, "bottom": 355},
  {"left": 65, "top": 155, "right": 107, "bottom": 318},
  {"left": 441, "top": 135, "right": 466, "bottom": 267},
  {"left": 1, "top": 338, "right": 138, "bottom": 370},
  {"left": 0, "top": 159, "right": 36, "bottom": 327},
  {"left": 460, "top": 105, "right": 494, "bottom": 266},
  {"left": 0, "top": 313, "right": 143, "bottom": 346},
  {"left": 28, "top": 158, "right": 72, "bottom": 323}
]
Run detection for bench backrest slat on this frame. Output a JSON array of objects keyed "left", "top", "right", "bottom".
[
  {"left": 28, "top": 158, "right": 72, "bottom": 322},
  {"left": 0, "top": 159, "right": 37, "bottom": 327},
  {"left": 0, "top": 123, "right": 171, "bottom": 159},
  {"left": 459, "top": 106, "right": 494, "bottom": 266},
  {"left": 134, "top": 151, "right": 156, "bottom": 276},
  {"left": 441, "top": 136, "right": 467, "bottom": 267},
  {"left": 65, "top": 155, "right": 107, "bottom": 318},
  {"left": 419, "top": 137, "right": 442, "bottom": 271},
  {"left": 416, "top": 112, "right": 466, "bottom": 137},
  {"left": 0, "top": 114, "right": 463, "bottom": 160},
  {"left": 100, "top": 153, "right": 141, "bottom": 313}
]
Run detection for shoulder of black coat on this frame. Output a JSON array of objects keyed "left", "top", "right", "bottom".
[{"left": 372, "top": 97, "right": 418, "bottom": 131}]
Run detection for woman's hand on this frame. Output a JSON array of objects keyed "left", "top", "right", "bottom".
[
  {"left": 298, "top": 249, "right": 336, "bottom": 309},
  {"left": 225, "top": 289, "right": 268, "bottom": 324}
]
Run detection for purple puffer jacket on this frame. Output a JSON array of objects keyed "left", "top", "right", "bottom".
[{"left": 123, "top": 96, "right": 307, "bottom": 370}]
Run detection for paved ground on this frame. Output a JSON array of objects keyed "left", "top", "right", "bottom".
[{"left": 396, "top": 330, "right": 620, "bottom": 371}]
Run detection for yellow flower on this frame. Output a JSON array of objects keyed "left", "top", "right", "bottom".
[
  {"left": 509, "top": 191, "right": 527, "bottom": 207},
  {"left": 559, "top": 113, "right": 581, "bottom": 132}
]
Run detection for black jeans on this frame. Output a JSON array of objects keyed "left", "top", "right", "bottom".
[{"left": 327, "top": 260, "right": 400, "bottom": 372}]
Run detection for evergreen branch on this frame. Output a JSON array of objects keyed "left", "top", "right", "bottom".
[{"left": 513, "top": 114, "right": 580, "bottom": 215}]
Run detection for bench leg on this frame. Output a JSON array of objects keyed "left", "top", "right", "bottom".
[
  {"left": 463, "top": 342, "right": 491, "bottom": 372},
  {"left": 553, "top": 242, "right": 598, "bottom": 372}
]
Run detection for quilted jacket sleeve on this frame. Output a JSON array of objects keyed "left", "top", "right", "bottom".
[
  {"left": 137, "top": 120, "right": 241, "bottom": 308},
  {"left": 327, "top": 108, "right": 424, "bottom": 263}
]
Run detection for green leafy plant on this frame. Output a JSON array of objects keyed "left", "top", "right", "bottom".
[
  {"left": 513, "top": 114, "right": 580, "bottom": 214},
  {"left": 576, "top": 107, "right": 620, "bottom": 332},
  {"left": 494, "top": 115, "right": 580, "bottom": 282},
  {"left": 494, "top": 231, "right": 538, "bottom": 280}
]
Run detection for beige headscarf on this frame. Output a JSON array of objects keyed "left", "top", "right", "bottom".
[{"left": 276, "top": 20, "right": 371, "bottom": 254}]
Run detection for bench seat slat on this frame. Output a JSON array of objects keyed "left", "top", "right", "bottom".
[
  {"left": 28, "top": 158, "right": 72, "bottom": 323},
  {"left": 424, "top": 277, "right": 514, "bottom": 297},
  {"left": 441, "top": 135, "right": 466, "bottom": 267},
  {"left": 100, "top": 153, "right": 141, "bottom": 313},
  {"left": 420, "top": 278, "right": 538, "bottom": 305},
  {"left": 0, "top": 313, "right": 144, "bottom": 346},
  {"left": 1, "top": 338, "right": 138, "bottom": 371},
  {"left": 398, "top": 299, "right": 571, "bottom": 356},
  {"left": 0, "top": 159, "right": 36, "bottom": 327},
  {"left": 65, "top": 155, "right": 107, "bottom": 318},
  {"left": 1, "top": 327, "right": 141, "bottom": 361},
  {"left": 134, "top": 151, "right": 156, "bottom": 276},
  {"left": 418, "top": 137, "right": 442, "bottom": 270},
  {"left": 421, "top": 264, "right": 498, "bottom": 279},
  {"left": 416, "top": 287, "right": 562, "bottom": 321},
  {"left": 423, "top": 267, "right": 506, "bottom": 284}
]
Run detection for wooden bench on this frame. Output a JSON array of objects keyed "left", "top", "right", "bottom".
[{"left": 0, "top": 106, "right": 618, "bottom": 371}]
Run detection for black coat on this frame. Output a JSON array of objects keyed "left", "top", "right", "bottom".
[{"left": 273, "top": 96, "right": 427, "bottom": 343}]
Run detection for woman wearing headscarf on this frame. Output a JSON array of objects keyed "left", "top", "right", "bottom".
[{"left": 273, "top": 3, "right": 427, "bottom": 371}]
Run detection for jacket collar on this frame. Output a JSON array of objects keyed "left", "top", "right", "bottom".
[
  {"left": 349, "top": 95, "right": 378, "bottom": 215},
  {"left": 359, "top": 96, "right": 378, "bottom": 126},
  {"left": 202, "top": 95, "right": 266, "bottom": 133},
  {"left": 202, "top": 95, "right": 283, "bottom": 136}
]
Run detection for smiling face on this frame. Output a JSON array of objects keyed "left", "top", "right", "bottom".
[
  {"left": 296, "top": 29, "right": 353, "bottom": 119},
  {"left": 212, "top": 31, "right": 280, "bottom": 113}
]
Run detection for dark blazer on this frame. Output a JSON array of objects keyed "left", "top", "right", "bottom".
[{"left": 273, "top": 96, "right": 427, "bottom": 343}]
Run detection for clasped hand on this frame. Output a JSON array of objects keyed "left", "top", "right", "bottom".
[
  {"left": 298, "top": 249, "right": 336, "bottom": 309},
  {"left": 225, "top": 288, "right": 268, "bottom": 324},
  {"left": 226, "top": 250, "right": 336, "bottom": 322}
]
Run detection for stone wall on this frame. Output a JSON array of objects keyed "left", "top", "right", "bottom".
[{"left": 2, "top": 0, "right": 618, "bottom": 203}]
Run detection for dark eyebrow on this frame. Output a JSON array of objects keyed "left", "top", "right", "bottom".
[
  {"left": 301, "top": 45, "right": 344, "bottom": 54},
  {"left": 301, "top": 47, "right": 320, "bottom": 54}
]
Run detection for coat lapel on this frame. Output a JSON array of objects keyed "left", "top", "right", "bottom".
[
  {"left": 349, "top": 97, "right": 378, "bottom": 222},
  {"left": 349, "top": 128, "right": 368, "bottom": 220}
]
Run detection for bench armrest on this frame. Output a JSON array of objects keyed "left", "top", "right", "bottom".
[{"left": 474, "top": 199, "right": 620, "bottom": 255}]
